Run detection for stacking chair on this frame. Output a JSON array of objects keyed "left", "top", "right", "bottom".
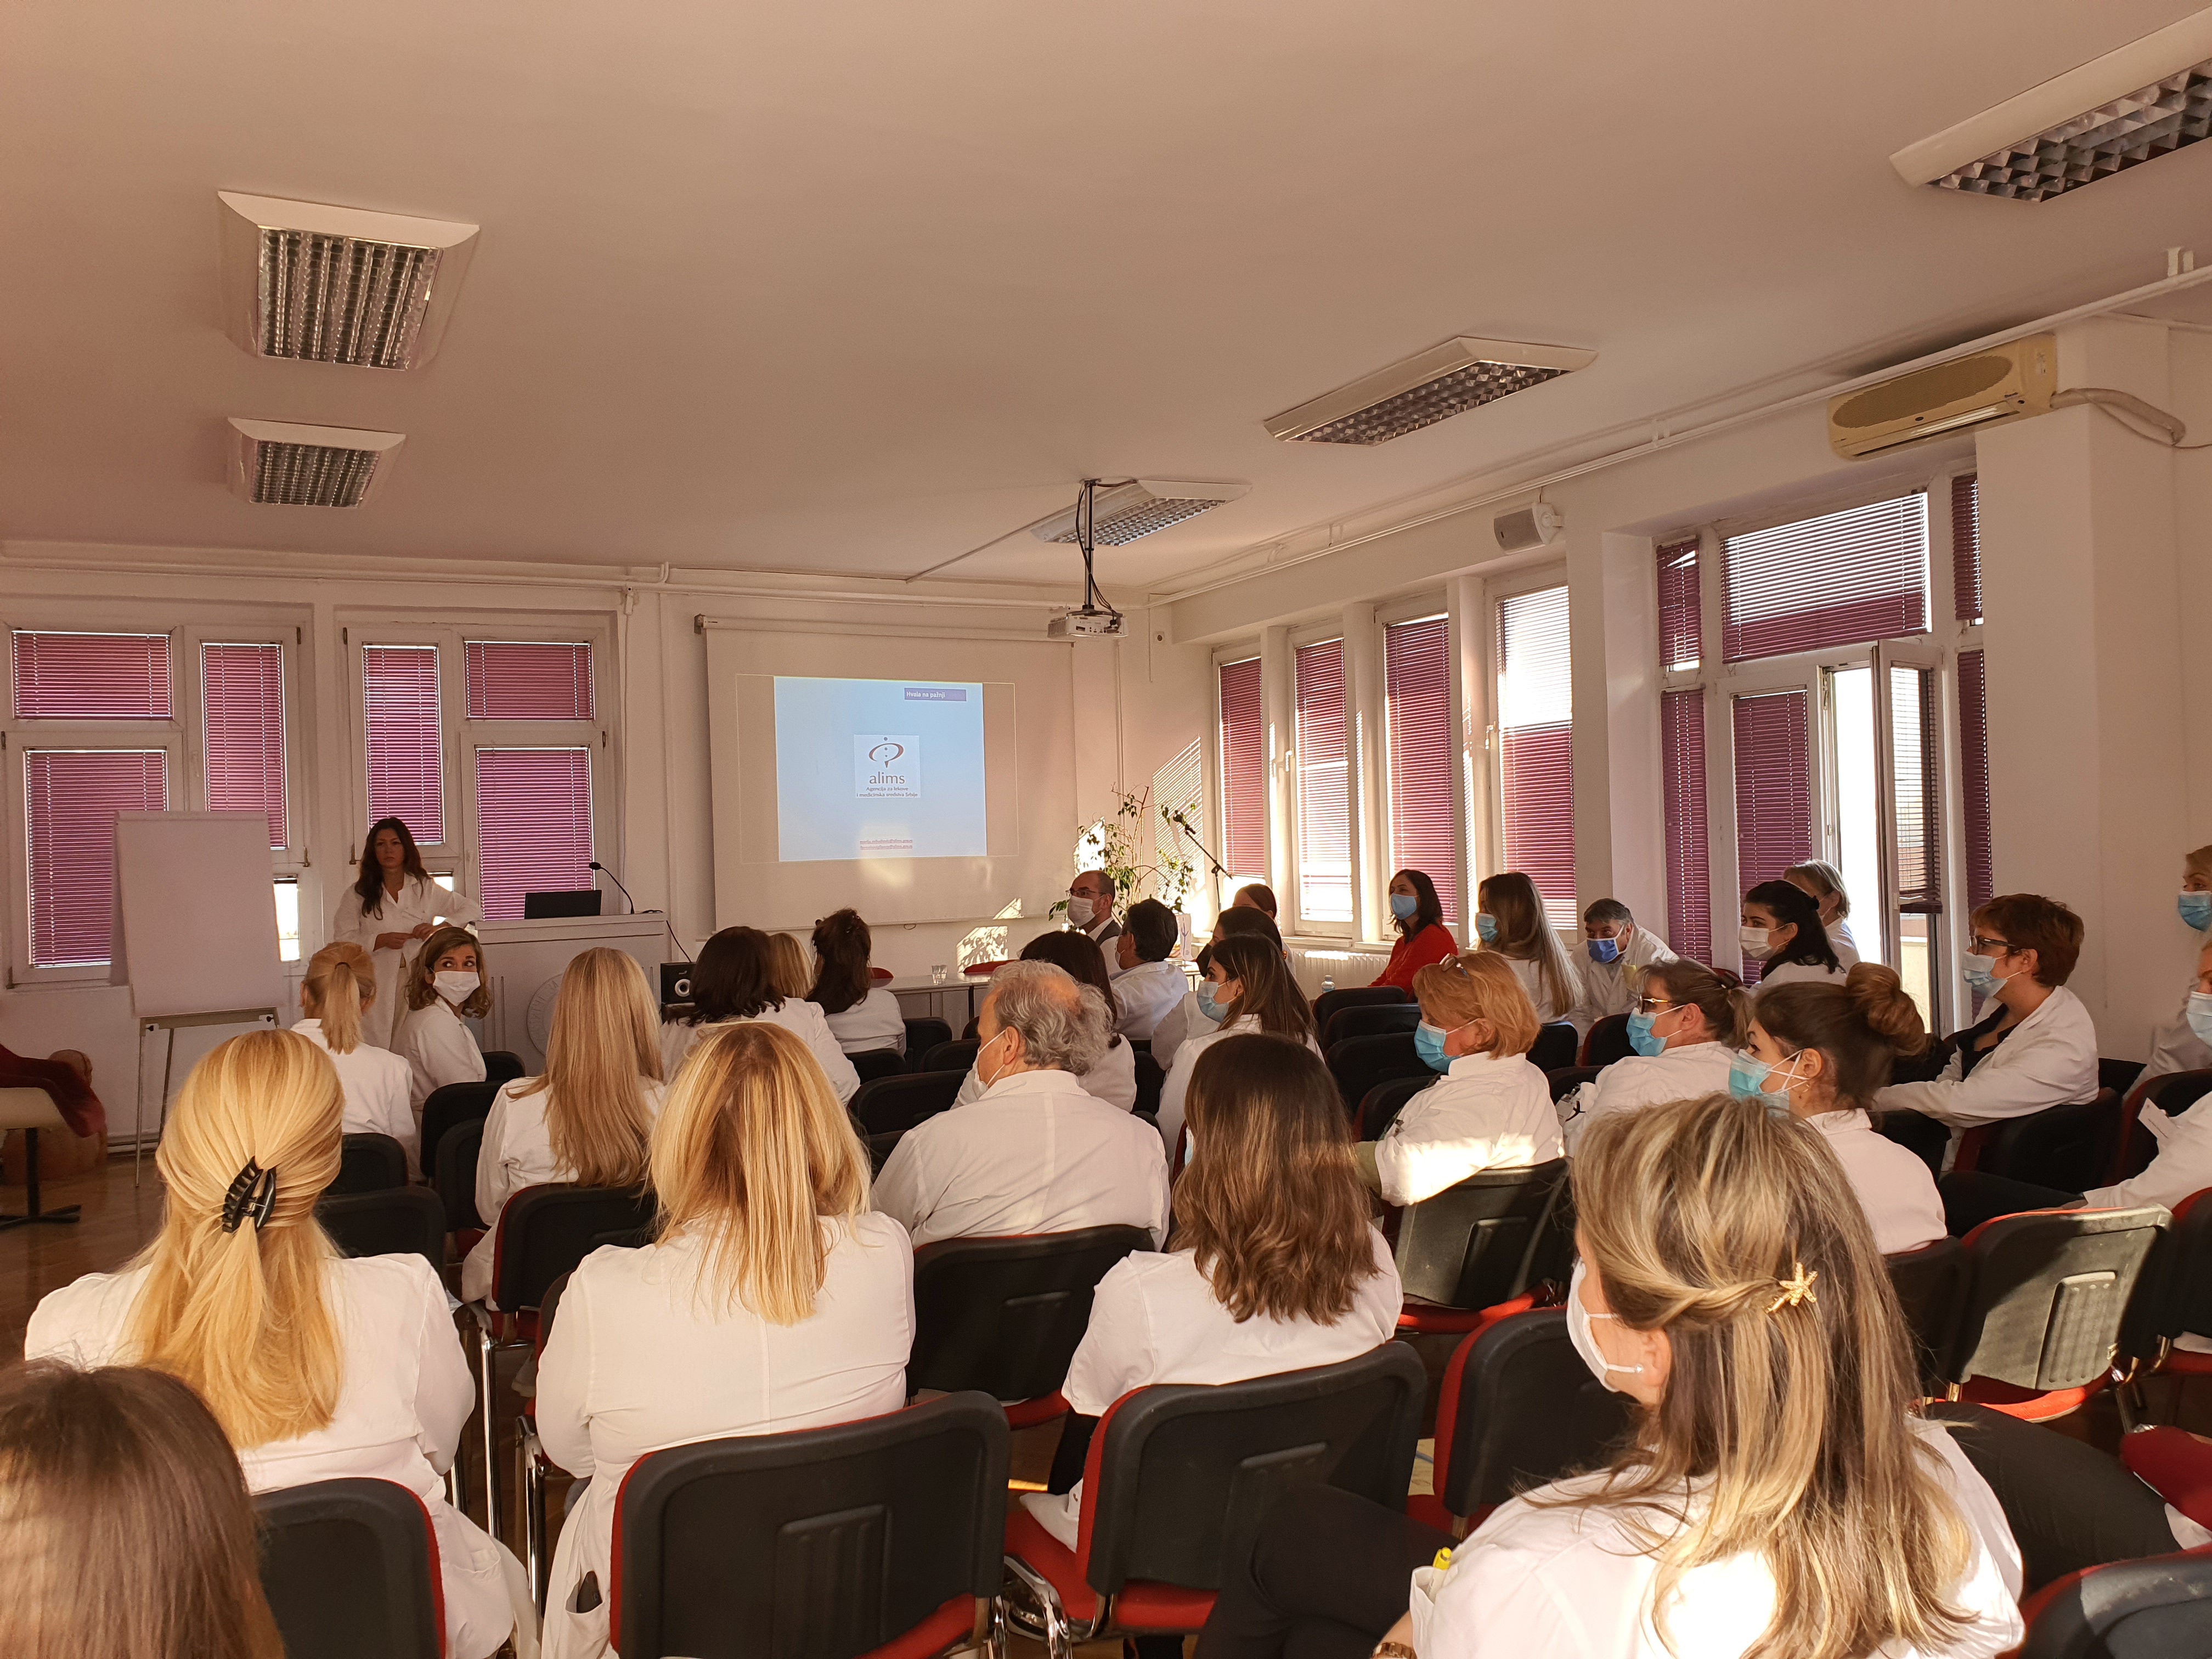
[
  {"left": 1357, "top": 1074, "right": 1434, "bottom": 1141},
  {"left": 420, "top": 1080, "right": 500, "bottom": 1182},
  {"left": 908, "top": 1227, "right": 1153, "bottom": 1426},
  {"left": 1528, "top": 1022, "right": 1579, "bottom": 1074},
  {"left": 1581, "top": 1013, "right": 1635, "bottom": 1068},
  {"left": 329, "top": 1131, "right": 410, "bottom": 1195},
  {"left": 1964, "top": 1089, "right": 2122, "bottom": 1190},
  {"left": 0, "top": 1086, "right": 81, "bottom": 1228},
  {"left": 1313, "top": 985, "right": 1408, "bottom": 1032},
  {"left": 1393, "top": 1159, "right": 1572, "bottom": 1335},
  {"left": 922, "top": 1038, "right": 980, "bottom": 1076},
  {"left": 1874, "top": 1108, "right": 1951, "bottom": 1177},
  {"left": 435, "top": 1118, "right": 487, "bottom": 1239},
  {"left": 517, "top": 1271, "right": 575, "bottom": 1610},
  {"left": 1546, "top": 1065, "right": 1601, "bottom": 1103},
  {"left": 2115, "top": 1187, "right": 2212, "bottom": 1416},
  {"left": 1884, "top": 1237, "right": 1971, "bottom": 1396},
  {"left": 1327, "top": 1032, "right": 1427, "bottom": 1115},
  {"left": 1321, "top": 1002, "right": 1420, "bottom": 1051},
  {"left": 904, "top": 1017, "right": 953, "bottom": 1064},
  {"left": 256, "top": 1478, "right": 444, "bottom": 1659},
  {"left": 2116, "top": 1068, "right": 2212, "bottom": 1183},
  {"left": 610, "top": 1394, "right": 1009, "bottom": 1659},
  {"left": 482, "top": 1049, "right": 526, "bottom": 1087},
  {"left": 317, "top": 1187, "right": 447, "bottom": 1275},
  {"left": 852, "top": 1047, "right": 909, "bottom": 1086},
  {"left": 850, "top": 1071, "right": 965, "bottom": 1136},
  {"left": 1131, "top": 1047, "right": 1165, "bottom": 1120},
  {"left": 998, "top": 1345, "right": 1426, "bottom": 1658}
]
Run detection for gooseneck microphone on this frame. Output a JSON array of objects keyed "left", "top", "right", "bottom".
[
  {"left": 588, "top": 860, "right": 637, "bottom": 915},
  {"left": 589, "top": 861, "right": 690, "bottom": 968}
]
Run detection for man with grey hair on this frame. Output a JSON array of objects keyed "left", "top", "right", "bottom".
[{"left": 873, "top": 961, "right": 1169, "bottom": 1249}]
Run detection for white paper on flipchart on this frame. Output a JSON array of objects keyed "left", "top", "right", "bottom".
[{"left": 110, "top": 811, "right": 284, "bottom": 1019}]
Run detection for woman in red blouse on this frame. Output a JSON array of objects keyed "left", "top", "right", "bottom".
[{"left": 1372, "top": 869, "right": 1459, "bottom": 991}]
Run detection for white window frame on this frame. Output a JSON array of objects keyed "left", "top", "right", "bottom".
[{"left": 1479, "top": 562, "right": 1572, "bottom": 896}]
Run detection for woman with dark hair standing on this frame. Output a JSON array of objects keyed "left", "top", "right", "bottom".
[
  {"left": 1739, "top": 878, "right": 1846, "bottom": 988},
  {"left": 807, "top": 909, "right": 905, "bottom": 1057},
  {"left": 1156, "top": 933, "right": 1318, "bottom": 1157},
  {"left": 332, "top": 817, "right": 478, "bottom": 1049},
  {"left": 950, "top": 929, "right": 1136, "bottom": 1110},
  {"left": 1370, "top": 869, "right": 1459, "bottom": 992},
  {"left": 661, "top": 926, "right": 861, "bottom": 1101}
]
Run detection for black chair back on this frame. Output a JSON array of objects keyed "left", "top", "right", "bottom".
[
  {"left": 904, "top": 1018, "right": 953, "bottom": 1063},
  {"left": 2099, "top": 1056, "right": 2147, "bottom": 1101},
  {"left": 317, "top": 1188, "right": 447, "bottom": 1274},
  {"left": 2121, "top": 1069, "right": 2212, "bottom": 1181},
  {"left": 850, "top": 1071, "right": 965, "bottom": 1136},
  {"left": 1327, "top": 1032, "right": 1429, "bottom": 1115},
  {"left": 420, "top": 1080, "right": 500, "bottom": 1180},
  {"left": 1313, "top": 985, "right": 1408, "bottom": 1032},
  {"left": 1884, "top": 1237, "right": 1970, "bottom": 1393},
  {"left": 1394, "top": 1159, "right": 1570, "bottom": 1310},
  {"left": 1976, "top": 1090, "right": 2122, "bottom": 1192},
  {"left": 1322, "top": 1003, "right": 1421, "bottom": 1050},
  {"left": 1581, "top": 1013, "right": 1635, "bottom": 1068},
  {"left": 1875, "top": 1108, "right": 1951, "bottom": 1177},
  {"left": 613, "top": 1393, "right": 1008, "bottom": 1659},
  {"left": 2123, "top": 1191, "right": 2212, "bottom": 1364},
  {"left": 482, "top": 1050, "right": 526, "bottom": 1087},
  {"left": 851, "top": 1048, "right": 907, "bottom": 1085},
  {"left": 865, "top": 1130, "right": 903, "bottom": 1177},
  {"left": 1546, "top": 1065, "right": 1601, "bottom": 1103},
  {"left": 1132, "top": 1046, "right": 1165, "bottom": 1119},
  {"left": 1437, "top": 1310, "right": 1633, "bottom": 1519},
  {"left": 257, "top": 1478, "right": 442, "bottom": 1659},
  {"left": 435, "top": 1118, "right": 486, "bottom": 1232},
  {"left": 922, "top": 1039, "right": 980, "bottom": 1076},
  {"left": 2016, "top": 1550, "right": 2212, "bottom": 1658},
  {"left": 1951, "top": 1206, "right": 2169, "bottom": 1393},
  {"left": 491, "top": 1184, "right": 658, "bottom": 1313},
  {"left": 909, "top": 1227, "right": 1153, "bottom": 1402},
  {"left": 1527, "top": 1022, "right": 1579, "bottom": 1073},
  {"left": 1357, "top": 1074, "right": 1434, "bottom": 1141},
  {"left": 329, "top": 1132, "right": 409, "bottom": 1194},
  {"left": 1081, "top": 1345, "right": 1425, "bottom": 1598}
]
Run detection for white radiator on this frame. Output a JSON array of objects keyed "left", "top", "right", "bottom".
[{"left": 1286, "top": 946, "right": 1393, "bottom": 998}]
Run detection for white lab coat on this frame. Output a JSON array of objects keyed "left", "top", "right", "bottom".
[
  {"left": 1494, "top": 951, "right": 1593, "bottom": 1035},
  {"left": 659, "top": 1000, "right": 862, "bottom": 1103},
  {"left": 292, "top": 1017, "right": 419, "bottom": 1176},
  {"left": 1156, "top": 1015, "right": 1324, "bottom": 1156},
  {"left": 1829, "top": 919, "right": 1862, "bottom": 967},
  {"left": 1560, "top": 1041, "right": 1735, "bottom": 1153},
  {"left": 951, "top": 1032, "right": 1138, "bottom": 1114},
  {"left": 2134, "top": 976, "right": 2212, "bottom": 1097},
  {"left": 873, "top": 1068, "right": 1170, "bottom": 1248},
  {"left": 820, "top": 987, "right": 906, "bottom": 1056},
  {"left": 332, "top": 876, "right": 481, "bottom": 1051},
  {"left": 1805, "top": 1107, "right": 1945, "bottom": 1254},
  {"left": 29, "top": 1254, "right": 532, "bottom": 1659},
  {"left": 398, "top": 1000, "right": 487, "bottom": 1114},
  {"left": 535, "top": 1218, "right": 912, "bottom": 1659},
  {"left": 1150, "top": 989, "right": 1203, "bottom": 1070},
  {"left": 2083, "top": 1091, "right": 2212, "bottom": 1214},
  {"left": 1877, "top": 986, "right": 2100, "bottom": 1129},
  {"left": 1409, "top": 1417, "right": 2023, "bottom": 1659},
  {"left": 1020, "top": 1224, "right": 1402, "bottom": 1550},
  {"left": 1756, "top": 958, "right": 1851, "bottom": 990},
  {"left": 1112, "top": 958, "right": 1190, "bottom": 1041},
  {"left": 461, "top": 1075, "right": 670, "bottom": 1305},
  {"left": 1374, "top": 1052, "right": 1561, "bottom": 1206},
  {"left": 1579, "top": 929, "right": 1680, "bottom": 1024}
]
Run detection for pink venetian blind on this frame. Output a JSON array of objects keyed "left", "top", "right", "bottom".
[
  {"left": 476, "top": 748, "right": 594, "bottom": 921},
  {"left": 1496, "top": 585, "right": 1575, "bottom": 920},
  {"left": 1217, "top": 657, "right": 1266, "bottom": 880},
  {"left": 1722, "top": 494, "right": 1929, "bottom": 663},
  {"left": 1952, "top": 474, "right": 1982, "bottom": 624},
  {"left": 13, "top": 631, "right": 171, "bottom": 719},
  {"left": 1732, "top": 690, "right": 1813, "bottom": 980},
  {"left": 466, "top": 641, "right": 595, "bottom": 720},
  {"left": 1385, "top": 616, "right": 1458, "bottom": 922},
  {"left": 1661, "top": 688, "right": 1712, "bottom": 963},
  {"left": 1657, "top": 537, "right": 1702, "bottom": 672},
  {"left": 202, "top": 644, "right": 288, "bottom": 849},
  {"left": 1957, "top": 648, "right": 1993, "bottom": 912},
  {"left": 25, "top": 749, "right": 168, "bottom": 966},
  {"left": 362, "top": 646, "right": 445, "bottom": 844},
  {"left": 1294, "top": 640, "right": 1352, "bottom": 921}
]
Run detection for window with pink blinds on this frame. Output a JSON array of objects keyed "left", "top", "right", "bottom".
[
  {"left": 1657, "top": 538, "right": 1701, "bottom": 672},
  {"left": 476, "top": 748, "right": 594, "bottom": 921},
  {"left": 1661, "top": 689, "right": 1711, "bottom": 963},
  {"left": 1217, "top": 658, "right": 1266, "bottom": 879},
  {"left": 362, "top": 646, "right": 445, "bottom": 844},
  {"left": 1496, "top": 585, "right": 1575, "bottom": 921},
  {"left": 1385, "top": 617, "right": 1458, "bottom": 922},
  {"left": 1294, "top": 640, "right": 1352, "bottom": 921},
  {"left": 25, "top": 749, "right": 168, "bottom": 966},
  {"left": 1731, "top": 690, "right": 1813, "bottom": 981},
  {"left": 1722, "top": 495, "right": 1929, "bottom": 663},
  {"left": 466, "top": 641, "right": 595, "bottom": 720},
  {"left": 12, "top": 631, "right": 171, "bottom": 719},
  {"left": 202, "top": 644, "right": 287, "bottom": 849},
  {"left": 1952, "top": 475, "right": 1982, "bottom": 624},
  {"left": 1957, "top": 649, "right": 1993, "bottom": 912}
]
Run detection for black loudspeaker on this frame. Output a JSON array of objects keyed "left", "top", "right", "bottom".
[
  {"left": 661, "top": 963, "right": 696, "bottom": 1007},
  {"left": 523, "top": 889, "right": 603, "bottom": 918}
]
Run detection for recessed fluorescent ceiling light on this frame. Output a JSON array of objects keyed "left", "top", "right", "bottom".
[
  {"left": 1266, "top": 336, "right": 1598, "bottom": 445},
  {"left": 227, "top": 419, "right": 406, "bottom": 507},
  {"left": 1029, "top": 479, "right": 1249, "bottom": 545},
  {"left": 1892, "top": 10, "right": 2212, "bottom": 201},
  {"left": 217, "top": 192, "right": 480, "bottom": 368}
]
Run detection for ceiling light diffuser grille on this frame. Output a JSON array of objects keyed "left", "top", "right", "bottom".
[
  {"left": 1030, "top": 479, "right": 1249, "bottom": 546},
  {"left": 1266, "top": 337, "right": 1596, "bottom": 446},
  {"left": 1935, "top": 61, "right": 2212, "bottom": 200},
  {"left": 227, "top": 419, "right": 405, "bottom": 508}
]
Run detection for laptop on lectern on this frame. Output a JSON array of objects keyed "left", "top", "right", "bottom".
[{"left": 522, "top": 889, "right": 603, "bottom": 919}]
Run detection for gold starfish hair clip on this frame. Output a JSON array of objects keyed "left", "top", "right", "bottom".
[{"left": 1766, "top": 1261, "right": 1818, "bottom": 1314}]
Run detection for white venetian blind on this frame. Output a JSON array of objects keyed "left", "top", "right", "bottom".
[
  {"left": 1494, "top": 585, "right": 1575, "bottom": 919},
  {"left": 1385, "top": 616, "right": 1458, "bottom": 922},
  {"left": 1294, "top": 639, "right": 1352, "bottom": 921}
]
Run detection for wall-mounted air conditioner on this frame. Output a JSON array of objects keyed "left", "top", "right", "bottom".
[{"left": 1827, "top": 334, "right": 2056, "bottom": 458}]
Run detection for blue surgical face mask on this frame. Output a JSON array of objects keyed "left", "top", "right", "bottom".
[
  {"left": 2189, "top": 991, "right": 2212, "bottom": 1048},
  {"left": 1626, "top": 1010, "right": 1667, "bottom": 1057},
  {"left": 1475, "top": 913, "right": 1499, "bottom": 945},
  {"left": 1962, "top": 953, "right": 2004, "bottom": 998},
  {"left": 1414, "top": 1021, "right": 1451, "bottom": 1072},
  {"left": 1390, "top": 892, "right": 1419, "bottom": 921},
  {"left": 2181, "top": 891, "right": 2212, "bottom": 933},
  {"left": 1195, "top": 980, "right": 1231, "bottom": 1024},
  {"left": 1727, "top": 1049, "right": 1773, "bottom": 1101},
  {"left": 1587, "top": 936, "right": 1621, "bottom": 965}
]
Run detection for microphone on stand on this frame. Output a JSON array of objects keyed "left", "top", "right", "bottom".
[{"left": 589, "top": 861, "right": 690, "bottom": 968}]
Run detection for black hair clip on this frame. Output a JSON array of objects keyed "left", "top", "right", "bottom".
[{"left": 219, "top": 1159, "right": 279, "bottom": 1233}]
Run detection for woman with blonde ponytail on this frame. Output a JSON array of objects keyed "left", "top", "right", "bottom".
[
  {"left": 292, "top": 941, "right": 416, "bottom": 1173},
  {"left": 26, "top": 1030, "right": 535, "bottom": 1659}
]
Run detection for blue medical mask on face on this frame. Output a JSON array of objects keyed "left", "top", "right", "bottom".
[
  {"left": 1195, "top": 981, "right": 1231, "bottom": 1024},
  {"left": 1626, "top": 1011, "right": 1667, "bottom": 1057},
  {"left": 1727, "top": 1049, "right": 1773, "bottom": 1101},
  {"left": 2189, "top": 991, "right": 2212, "bottom": 1048},
  {"left": 2181, "top": 891, "right": 2212, "bottom": 932},
  {"left": 1962, "top": 953, "right": 2004, "bottom": 998},
  {"left": 1475, "top": 914, "right": 1499, "bottom": 945},
  {"left": 1390, "top": 893, "right": 1419, "bottom": 921},
  {"left": 1414, "top": 1021, "right": 1451, "bottom": 1072},
  {"left": 1587, "top": 936, "right": 1620, "bottom": 964}
]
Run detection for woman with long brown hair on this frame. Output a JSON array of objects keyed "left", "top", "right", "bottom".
[
  {"left": 26, "top": 1030, "right": 531, "bottom": 1659},
  {"left": 1155, "top": 931, "right": 1318, "bottom": 1156},
  {"left": 332, "top": 816, "right": 478, "bottom": 1049},
  {"left": 1473, "top": 871, "right": 1588, "bottom": 1030},
  {"left": 462, "top": 949, "right": 667, "bottom": 1304},
  {"left": 807, "top": 907, "right": 906, "bottom": 1057},
  {"left": 291, "top": 940, "right": 415, "bottom": 1171}
]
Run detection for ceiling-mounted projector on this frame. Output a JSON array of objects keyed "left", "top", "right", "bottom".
[{"left": 1048, "top": 608, "right": 1126, "bottom": 639}]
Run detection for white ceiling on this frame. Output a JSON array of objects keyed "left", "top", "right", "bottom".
[{"left": 4, "top": 1, "right": 2210, "bottom": 595}]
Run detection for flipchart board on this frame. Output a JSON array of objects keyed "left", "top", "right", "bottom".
[{"left": 110, "top": 812, "right": 285, "bottom": 1019}]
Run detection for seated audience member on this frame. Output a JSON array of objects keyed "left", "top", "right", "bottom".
[
  {"left": 659, "top": 926, "right": 861, "bottom": 1101},
  {"left": 1370, "top": 868, "right": 1459, "bottom": 992},
  {"left": 808, "top": 908, "right": 905, "bottom": 1057},
  {"left": 1066, "top": 868, "right": 1121, "bottom": 947},
  {"left": 26, "top": 1031, "right": 529, "bottom": 1659},
  {"left": 1877, "top": 893, "right": 2097, "bottom": 1133},
  {"left": 1198, "top": 1090, "right": 2024, "bottom": 1659},
  {"left": 1740, "top": 967, "right": 1946, "bottom": 1253},
  {"left": 1158, "top": 932, "right": 1319, "bottom": 1157},
  {"left": 1579, "top": 897, "right": 1679, "bottom": 1022},
  {"left": 766, "top": 930, "right": 814, "bottom": 1002},
  {"left": 1152, "top": 905, "right": 1283, "bottom": 1071},
  {"left": 292, "top": 941, "right": 415, "bottom": 1175},
  {"left": 396, "top": 926, "right": 488, "bottom": 1113},
  {"left": 1111, "top": 898, "right": 1189, "bottom": 1040},
  {"left": 1474, "top": 871, "right": 1590, "bottom": 1032},
  {"left": 1022, "top": 1036, "right": 1400, "bottom": 1561},
  {"left": 1359, "top": 953, "right": 1558, "bottom": 1206},
  {"left": 874, "top": 962, "right": 1169, "bottom": 1248},
  {"left": 1232, "top": 882, "right": 1278, "bottom": 919},
  {"left": 537, "top": 1022, "right": 910, "bottom": 1659},
  {"left": 464, "top": 949, "right": 667, "bottom": 1304},
  {"left": 1786, "top": 858, "right": 1863, "bottom": 967},
  {"left": 953, "top": 931, "right": 1136, "bottom": 1110},
  {"left": 2135, "top": 841, "right": 2212, "bottom": 1094},
  {"left": 1559, "top": 959, "right": 1743, "bottom": 1152},
  {"left": 0, "top": 1361, "right": 286, "bottom": 1659},
  {"left": 1740, "top": 878, "right": 1847, "bottom": 988}
]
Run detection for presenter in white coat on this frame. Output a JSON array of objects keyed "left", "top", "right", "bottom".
[
  {"left": 1577, "top": 897, "right": 1678, "bottom": 1023},
  {"left": 947, "top": 930, "right": 1136, "bottom": 1111},
  {"left": 332, "top": 818, "right": 479, "bottom": 1051},
  {"left": 1155, "top": 932, "right": 1321, "bottom": 1159},
  {"left": 1111, "top": 899, "right": 1192, "bottom": 1040},
  {"left": 2133, "top": 843, "right": 2212, "bottom": 1095},
  {"left": 535, "top": 1022, "right": 911, "bottom": 1659},
  {"left": 1559, "top": 958, "right": 1745, "bottom": 1152},
  {"left": 658, "top": 926, "right": 861, "bottom": 1101},
  {"left": 1740, "top": 879, "right": 1849, "bottom": 989},
  {"left": 396, "top": 927, "right": 489, "bottom": 1113},
  {"left": 1878, "top": 893, "right": 2098, "bottom": 1133},
  {"left": 292, "top": 941, "right": 417, "bottom": 1173},
  {"left": 26, "top": 1030, "right": 535, "bottom": 1659}
]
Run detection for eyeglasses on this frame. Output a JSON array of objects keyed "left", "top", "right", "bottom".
[
  {"left": 1968, "top": 935, "right": 2015, "bottom": 957},
  {"left": 1633, "top": 995, "right": 1674, "bottom": 1015}
]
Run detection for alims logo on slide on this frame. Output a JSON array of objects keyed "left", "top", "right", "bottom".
[{"left": 855, "top": 734, "right": 922, "bottom": 799}]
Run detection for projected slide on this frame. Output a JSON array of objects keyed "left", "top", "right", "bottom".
[{"left": 774, "top": 676, "right": 989, "bottom": 862}]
